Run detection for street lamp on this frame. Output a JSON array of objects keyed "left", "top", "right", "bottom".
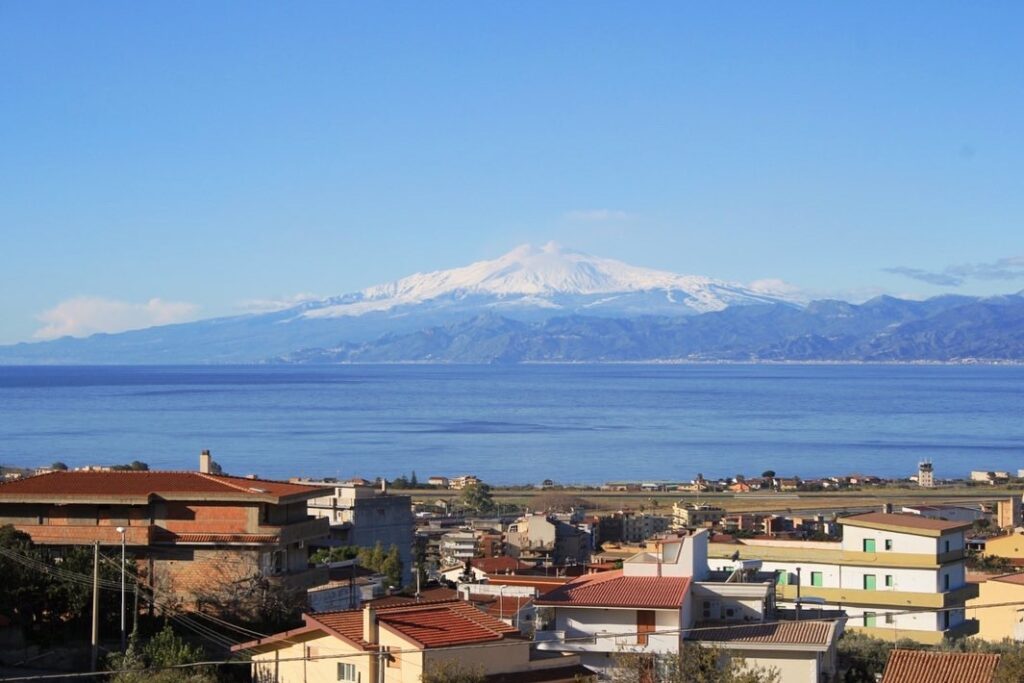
[{"left": 115, "top": 526, "right": 127, "bottom": 651}]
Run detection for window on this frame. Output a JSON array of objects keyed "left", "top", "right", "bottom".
[
  {"left": 885, "top": 613, "right": 895, "bottom": 625},
  {"left": 811, "top": 571, "right": 823, "bottom": 587},
  {"left": 776, "top": 572, "right": 789, "bottom": 586},
  {"left": 944, "top": 574, "right": 950, "bottom": 590},
  {"left": 942, "top": 611, "right": 950, "bottom": 629},
  {"left": 337, "top": 663, "right": 358, "bottom": 682},
  {"left": 884, "top": 539, "right": 893, "bottom": 551},
  {"left": 864, "top": 574, "right": 877, "bottom": 591},
  {"left": 863, "top": 539, "right": 876, "bottom": 553},
  {"left": 885, "top": 575, "right": 894, "bottom": 588},
  {"left": 944, "top": 540, "right": 951, "bottom": 553},
  {"left": 864, "top": 612, "right": 877, "bottom": 628}
]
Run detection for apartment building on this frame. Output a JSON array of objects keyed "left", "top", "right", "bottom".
[
  {"left": 967, "top": 573, "right": 1024, "bottom": 642},
  {"left": 672, "top": 503, "right": 726, "bottom": 529},
  {"left": 304, "top": 481, "right": 414, "bottom": 586},
  {"left": 506, "top": 514, "right": 590, "bottom": 566},
  {"left": 438, "top": 530, "right": 477, "bottom": 566},
  {"left": 708, "top": 512, "right": 978, "bottom": 644},
  {"left": 0, "top": 458, "right": 332, "bottom": 604}
]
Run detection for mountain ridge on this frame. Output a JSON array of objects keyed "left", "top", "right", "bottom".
[{"left": 1, "top": 245, "right": 1021, "bottom": 364}]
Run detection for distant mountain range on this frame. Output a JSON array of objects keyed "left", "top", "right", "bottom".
[{"left": 2, "top": 243, "right": 1022, "bottom": 364}]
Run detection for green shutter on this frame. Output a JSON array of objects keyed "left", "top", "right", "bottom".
[
  {"left": 885, "top": 575, "right": 894, "bottom": 587},
  {"left": 864, "top": 574, "right": 877, "bottom": 591},
  {"left": 811, "top": 571, "right": 823, "bottom": 587},
  {"left": 864, "top": 612, "right": 877, "bottom": 628},
  {"left": 863, "top": 538, "right": 876, "bottom": 553},
  {"left": 777, "top": 572, "right": 789, "bottom": 585}
]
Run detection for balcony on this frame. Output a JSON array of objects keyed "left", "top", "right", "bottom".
[
  {"left": 259, "top": 517, "right": 330, "bottom": 545},
  {"left": 534, "top": 629, "right": 677, "bottom": 654},
  {"left": 776, "top": 582, "right": 978, "bottom": 609},
  {"left": 14, "top": 523, "right": 154, "bottom": 546},
  {"left": 849, "top": 618, "right": 978, "bottom": 645}
]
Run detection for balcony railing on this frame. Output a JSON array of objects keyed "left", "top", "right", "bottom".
[{"left": 259, "top": 517, "right": 330, "bottom": 545}]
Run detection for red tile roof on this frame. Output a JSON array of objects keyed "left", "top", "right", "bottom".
[
  {"left": 0, "top": 470, "right": 331, "bottom": 503},
  {"left": 881, "top": 649, "right": 1000, "bottom": 683},
  {"left": 306, "top": 610, "right": 369, "bottom": 649},
  {"left": 379, "top": 601, "right": 519, "bottom": 649},
  {"left": 693, "top": 620, "right": 836, "bottom": 646},
  {"left": 535, "top": 570, "right": 690, "bottom": 609},
  {"left": 291, "top": 599, "right": 520, "bottom": 652},
  {"left": 470, "top": 557, "right": 535, "bottom": 574}
]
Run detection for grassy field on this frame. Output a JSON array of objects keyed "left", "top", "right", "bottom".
[{"left": 394, "top": 485, "right": 1019, "bottom": 515}]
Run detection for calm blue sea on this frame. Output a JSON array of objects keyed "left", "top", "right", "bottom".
[{"left": 0, "top": 364, "right": 1021, "bottom": 485}]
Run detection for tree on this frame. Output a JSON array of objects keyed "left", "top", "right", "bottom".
[
  {"left": 420, "top": 659, "right": 485, "bottom": 683},
  {"left": 107, "top": 623, "right": 216, "bottom": 683},
  {"left": 50, "top": 461, "right": 68, "bottom": 471},
  {"left": 459, "top": 482, "right": 496, "bottom": 514},
  {"left": 761, "top": 470, "right": 775, "bottom": 479},
  {"left": 310, "top": 546, "right": 360, "bottom": 565},
  {"left": 996, "top": 647, "right": 1024, "bottom": 683},
  {"left": 612, "top": 644, "right": 779, "bottom": 683},
  {"left": 410, "top": 471, "right": 419, "bottom": 488}
]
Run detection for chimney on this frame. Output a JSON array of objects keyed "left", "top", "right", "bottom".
[
  {"left": 881, "top": 503, "right": 893, "bottom": 514},
  {"left": 199, "top": 450, "right": 212, "bottom": 474},
  {"left": 381, "top": 478, "right": 388, "bottom": 495},
  {"left": 363, "top": 606, "right": 378, "bottom": 645}
]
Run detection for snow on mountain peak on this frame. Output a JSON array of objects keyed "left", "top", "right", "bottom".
[{"left": 301, "top": 243, "right": 796, "bottom": 319}]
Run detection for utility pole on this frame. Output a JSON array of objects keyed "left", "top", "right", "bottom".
[
  {"left": 117, "top": 526, "right": 127, "bottom": 651},
  {"left": 91, "top": 541, "right": 100, "bottom": 672}
]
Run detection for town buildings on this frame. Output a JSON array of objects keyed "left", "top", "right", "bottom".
[
  {"left": 708, "top": 512, "right": 978, "bottom": 644},
  {"left": 304, "top": 480, "right": 414, "bottom": 586},
  {"left": 535, "top": 530, "right": 842, "bottom": 682},
  {"left": 234, "top": 601, "right": 591, "bottom": 683},
  {"left": 0, "top": 454, "right": 332, "bottom": 605},
  {"left": 672, "top": 502, "right": 726, "bottom": 529},
  {"left": 967, "top": 573, "right": 1024, "bottom": 642},
  {"left": 506, "top": 514, "right": 590, "bottom": 566}
]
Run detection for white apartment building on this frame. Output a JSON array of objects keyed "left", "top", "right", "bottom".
[
  {"left": 439, "top": 530, "right": 478, "bottom": 565},
  {"left": 708, "top": 512, "right": 977, "bottom": 644}
]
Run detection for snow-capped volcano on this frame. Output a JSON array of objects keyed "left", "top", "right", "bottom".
[{"left": 301, "top": 242, "right": 796, "bottom": 320}]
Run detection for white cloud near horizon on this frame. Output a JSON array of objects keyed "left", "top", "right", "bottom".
[
  {"left": 237, "top": 292, "right": 321, "bottom": 313},
  {"left": 564, "top": 209, "right": 634, "bottom": 222},
  {"left": 34, "top": 297, "right": 200, "bottom": 340}
]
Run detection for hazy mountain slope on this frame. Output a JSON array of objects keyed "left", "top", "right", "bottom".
[{"left": 280, "top": 295, "right": 1024, "bottom": 363}]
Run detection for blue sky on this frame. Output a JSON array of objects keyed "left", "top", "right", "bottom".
[{"left": 2, "top": 2, "right": 1023, "bottom": 343}]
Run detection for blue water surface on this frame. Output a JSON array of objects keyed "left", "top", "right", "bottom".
[{"left": 0, "top": 364, "right": 1021, "bottom": 484}]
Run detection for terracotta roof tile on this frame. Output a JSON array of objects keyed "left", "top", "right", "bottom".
[
  {"left": 379, "top": 601, "right": 518, "bottom": 648},
  {"left": 535, "top": 570, "right": 690, "bottom": 609},
  {"left": 991, "top": 573, "right": 1024, "bottom": 586},
  {"left": 0, "top": 470, "right": 330, "bottom": 503},
  {"left": 841, "top": 512, "right": 971, "bottom": 534},
  {"left": 881, "top": 650, "right": 1000, "bottom": 683},
  {"left": 163, "top": 533, "right": 279, "bottom": 544},
  {"left": 693, "top": 620, "right": 835, "bottom": 646}
]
